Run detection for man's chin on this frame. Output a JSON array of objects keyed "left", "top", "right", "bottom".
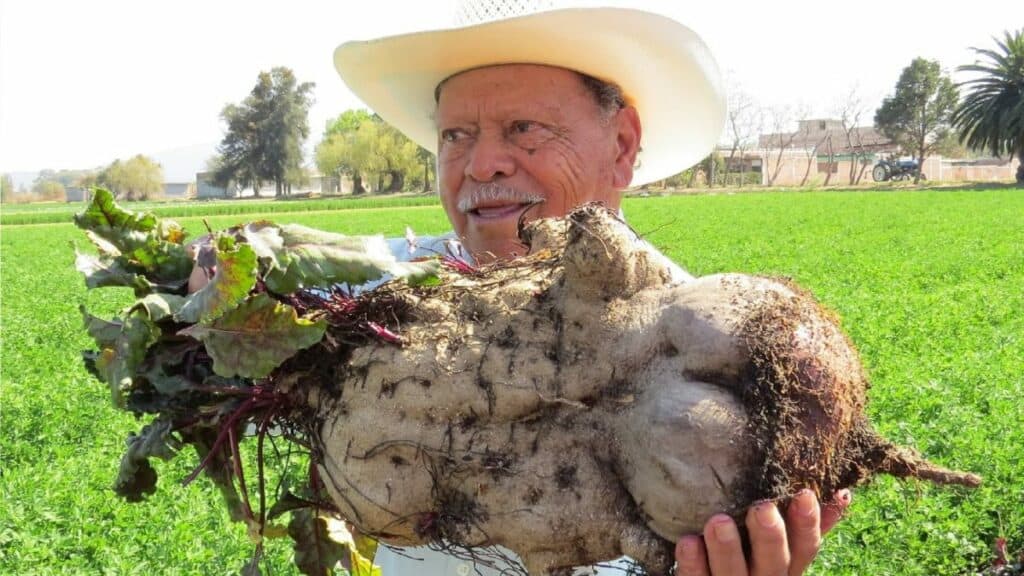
[{"left": 463, "top": 237, "right": 530, "bottom": 265}]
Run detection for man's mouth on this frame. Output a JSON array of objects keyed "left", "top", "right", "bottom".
[{"left": 469, "top": 202, "right": 535, "bottom": 220}]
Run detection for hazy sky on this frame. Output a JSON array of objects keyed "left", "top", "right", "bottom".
[{"left": 0, "top": 0, "right": 1017, "bottom": 173}]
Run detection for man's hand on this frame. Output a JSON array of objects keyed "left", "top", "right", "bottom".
[
  {"left": 674, "top": 489, "right": 852, "bottom": 576},
  {"left": 186, "top": 235, "right": 215, "bottom": 293}
]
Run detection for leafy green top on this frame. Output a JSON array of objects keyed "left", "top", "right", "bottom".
[{"left": 75, "top": 188, "right": 433, "bottom": 575}]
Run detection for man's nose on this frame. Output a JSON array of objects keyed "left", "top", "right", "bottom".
[{"left": 465, "top": 132, "right": 516, "bottom": 182}]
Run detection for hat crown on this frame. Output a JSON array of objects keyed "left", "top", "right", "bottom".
[{"left": 453, "top": 0, "right": 556, "bottom": 26}]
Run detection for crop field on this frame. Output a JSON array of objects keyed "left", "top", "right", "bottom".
[{"left": 1, "top": 189, "right": 1022, "bottom": 575}]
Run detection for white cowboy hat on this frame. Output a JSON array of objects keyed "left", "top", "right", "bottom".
[{"left": 333, "top": 2, "right": 725, "bottom": 186}]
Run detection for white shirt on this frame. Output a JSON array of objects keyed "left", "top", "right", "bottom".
[{"left": 366, "top": 231, "right": 691, "bottom": 575}]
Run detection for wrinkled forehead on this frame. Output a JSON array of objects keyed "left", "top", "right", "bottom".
[{"left": 433, "top": 63, "right": 585, "bottom": 104}]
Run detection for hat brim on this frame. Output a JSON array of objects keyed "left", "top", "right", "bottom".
[{"left": 334, "top": 7, "right": 725, "bottom": 186}]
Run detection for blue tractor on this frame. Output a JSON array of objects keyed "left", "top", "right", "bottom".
[{"left": 872, "top": 156, "right": 926, "bottom": 182}]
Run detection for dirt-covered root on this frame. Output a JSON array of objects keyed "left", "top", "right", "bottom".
[
  {"left": 306, "top": 203, "right": 979, "bottom": 574},
  {"left": 730, "top": 276, "right": 981, "bottom": 506}
]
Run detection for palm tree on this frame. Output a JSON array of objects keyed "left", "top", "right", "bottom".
[{"left": 952, "top": 29, "right": 1024, "bottom": 184}]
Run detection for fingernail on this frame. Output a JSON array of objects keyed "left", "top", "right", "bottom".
[
  {"left": 712, "top": 516, "right": 739, "bottom": 543},
  {"left": 755, "top": 502, "right": 779, "bottom": 528},
  {"left": 796, "top": 489, "right": 817, "bottom": 516},
  {"left": 679, "top": 536, "right": 699, "bottom": 558}
]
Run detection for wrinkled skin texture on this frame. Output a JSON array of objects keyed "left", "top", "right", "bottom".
[
  {"left": 308, "top": 207, "right": 978, "bottom": 575},
  {"left": 435, "top": 64, "right": 640, "bottom": 263}
]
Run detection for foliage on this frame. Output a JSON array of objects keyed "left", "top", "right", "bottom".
[
  {"left": 32, "top": 179, "right": 66, "bottom": 201},
  {"left": 67, "top": 188, "right": 438, "bottom": 574},
  {"left": 214, "top": 67, "right": 315, "bottom": 197},
  {"left": 0, "top": 173, "right": 12, "bottom": 203},
  {"left": 3, "top": 192, "right": 1022, "bottom": 574},
  {"left": 875, "top": 58, "right": 959, "bottom": 182},
  {"left": 952, "top": 29, "right": 1024, "bottom": 183},
  {"left": 315, "top": 110, "right": 432, "bottom": 194},
  {"left": 97, "top": 155, "right": 165, "bottom": 201}
]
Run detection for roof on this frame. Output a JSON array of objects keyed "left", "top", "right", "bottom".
[{"left": 759, "top": 122, "right": 894, "bottom": 154}]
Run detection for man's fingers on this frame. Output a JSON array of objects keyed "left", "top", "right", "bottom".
[
  {"left": 785, "top": 489, "right": 823, "bottom": 576},
  {"left": 675, "top": 535, "right": 710, "bottom": 576},
  {"left": 746, "top": 501, "right": 790, "bottom": 576},
  {"left": 820, "top": 489, "right": 851, "bottom": 535},
  {"left": 704, "top": 514, "right": 749, "bottom": 576}
]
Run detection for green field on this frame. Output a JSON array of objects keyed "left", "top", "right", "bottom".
[
  {"left": 0, "top": 194, "right": 443, "bottom": 226},
  {"left": 2, "top": 190, "right": 1022, "bottom": 575}
]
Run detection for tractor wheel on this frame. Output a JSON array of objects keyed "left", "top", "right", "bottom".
[{"left": 872, "top": 165, "right": 889, "bottom": 182}]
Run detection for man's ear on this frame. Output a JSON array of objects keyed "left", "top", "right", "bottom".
[{"left": 612, "top": 106, "right": 642, "bottom": 190}]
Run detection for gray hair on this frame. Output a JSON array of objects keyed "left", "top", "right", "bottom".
[{"left": 575, "top": 72, "right": 626, "bottom": 120}]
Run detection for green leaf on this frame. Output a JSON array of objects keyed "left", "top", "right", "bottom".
[
  {"left": 262, "top": 224, "right": 439, "bottom": 293},
  {"left": 74, "top": 248, "right": 153, "bottom": 294},
  {"left": 287, "top": 509, "right": 348, "bottom": 576},
  {"left": 133, "top": 293, "right": 189, "bottom": 322},
  {"left": 239, "top": 221, "right": 285, "bottom": 269},
  {"left": 74, "top": 188, "right": 192, "bottom": 285},
  {"left": 124, "top": 237, "right": 192, "bottom": 282},
  {"left": 142, "top": 365, "right": 193, "bottom": 396},
  {"left": 175, "top": 241, "right": 257, "bottom": 324},
  {"left": 80, "top": 306, "right": 124, "bottom": 348},
  {"left": 74, "top": 187, "right": 157, "bottom": 235},
  {"left": 180, "top": 294, "right": 325, "bottom": 379},
  {"left": 114, "top": 417, "right": 180, "bottom": 502},
  {"left": 93, "top": 310, "right": 161, "bottom": 406},
  {"left": 84, "top": 229, "right": 122, "bottom": 257}
]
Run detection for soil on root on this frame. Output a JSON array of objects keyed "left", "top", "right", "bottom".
[{"left": 733, "top": 280, "right": 980, "bottom": 515}]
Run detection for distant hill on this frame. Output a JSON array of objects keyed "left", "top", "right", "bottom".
[
  {"left": 7, "top": 171, "right": 39, "bottom": 191},
  {"left": 150, "top": 142, "right": 218, "bottom": 182}
]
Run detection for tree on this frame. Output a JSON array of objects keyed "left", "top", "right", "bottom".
[
  {"left": 1, "top": 173, "right": 13, "bottom": 203},
  {"left": 97, "top": 155, "right": 164, "bottom": 200},
  {"left": 315, "top": 110, "right": 425, "bottom": 194},
  {"left": 875, "top": 58, "right": 959, "bottom": 184},
  {"left": 952, "top": 29, "right": 1024, "bottom": 184},
  {"left": 763, "top": 104, "right": 810, "bottom": 186},
  {"left": 720, "top": 87, "right": 761, "bottom": 187},
  {"left": 415, "top": 147, "right": 437, "bottom": 192},
  {"left": 214, "top": 67, "right": 315, "bottom": 197},
  {"left": 33, "top": 180, "right": 66, "bottom": 201},
  {"left": 834, "top": 87, "right": 873, "bottom": 185}
]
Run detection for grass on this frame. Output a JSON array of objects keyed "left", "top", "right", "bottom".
[
  {"left": 0, "top": 194, "right": 443, "bottom": 225},
  {"left": 2, "top": 190, "right": 1021, "bottom": 575}
]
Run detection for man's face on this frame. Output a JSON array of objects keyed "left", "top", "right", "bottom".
[{"left": 435, "top": 64, "right": 640, "bottom": 263}]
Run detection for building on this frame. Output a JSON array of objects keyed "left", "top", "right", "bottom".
[
  {"left": 162, "top": 182, "right": 194, "bottom": 199},
  {"left": 749, "top": 119, "right": 1020, "bottom": 186}
]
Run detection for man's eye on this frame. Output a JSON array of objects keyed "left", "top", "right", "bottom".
[
  {"left": 510, "top": 120, "right": 539, "bottom": 134},
  {"left": 441, "top": 129, "right": 468, "bottom": 143}
]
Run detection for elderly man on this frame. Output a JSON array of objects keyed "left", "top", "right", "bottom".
[
  {"left": 331, "top": 5, "right": 852, "bottom": 573},
  {"left": 193, "top": 4, "right": 851, "bottom": 575}
]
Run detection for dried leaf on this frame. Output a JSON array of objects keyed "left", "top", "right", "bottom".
[{"left": 180, "top": 294, "right": 325, "bottom": 379}]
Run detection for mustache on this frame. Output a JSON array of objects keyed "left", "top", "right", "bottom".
[{"left": 457, "top": 184, "right": 545, "bottom": 213}]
